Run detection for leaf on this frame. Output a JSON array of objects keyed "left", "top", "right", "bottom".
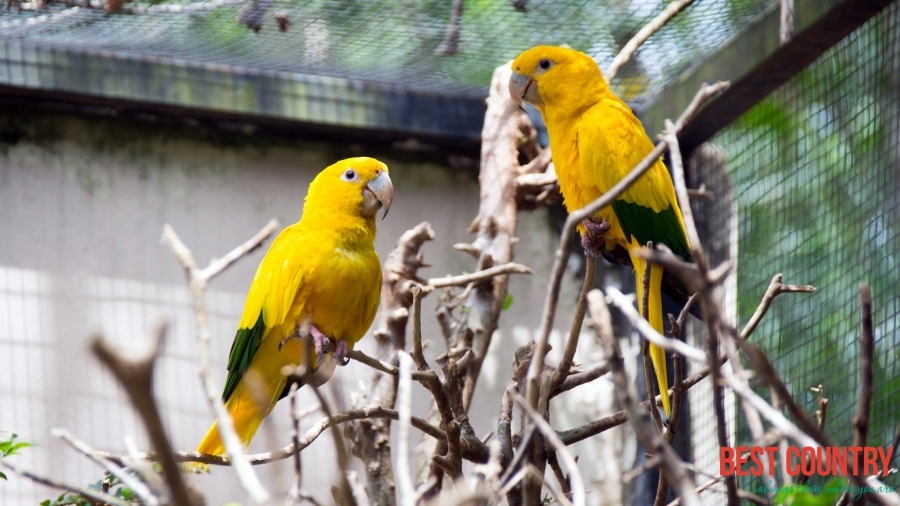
[
  {"left": 0, "top": 471, "right": 6, "bottom": 480},
  {"left": 502, "top": 293, "right": 514, "bottom": 311},
  {"left": 7, "top": 441, "right": 36, "bottom": 455}
]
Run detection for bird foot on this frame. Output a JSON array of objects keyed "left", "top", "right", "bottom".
[
  {"left": 310, "top": 325, "right": 350, "bottom": 366},
  {"left": 581, "top": 218, "right": 610, "bottom": 257}
]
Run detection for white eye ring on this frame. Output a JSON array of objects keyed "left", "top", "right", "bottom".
[
  {"left": 538, "top": 59, "right": 553, "bottom": 71},
  {"left": 341, "top": 169, "right": 359, "bottom": 182}
]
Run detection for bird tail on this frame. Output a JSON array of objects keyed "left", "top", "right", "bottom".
[
  {"left": 632, "top": 252, "right": 671, "bottom": 417},
  {"left": 191, "top": 370, "right": 280, "bottom": 471}
]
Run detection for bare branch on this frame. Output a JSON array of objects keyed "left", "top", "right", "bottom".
[
  {"left": 161, "top": 223, "right": 270, "bottom": 504},
  {"left": 740, "top": 273, "right": 815, "bottom": 341},
  {"left": 514, "top": 394, "right": 585, "bottom": 506},
  {"left": 549, "top": 257, "right": 595, "bottom": 393},
  {"left": 605, "top": 0, "right": 698, "bottom": 81},
  {"left": 552, "top": 361, "right": 611, "bottom": 397},
  {"left": 0, "top": 461, "right": 132, "bottom": 506},
  {"left": 52, "top": 428, "right": 158, "bottom": 506},
  {"left": 606, "top": 287, "right": 708, "bottom": 363},
  {"left": 853, "top": 283, "right": 874, "bottom": 451},
  {"left": 586, "top": 290, "right": 700, "bottom": 506},
  {"left": 435, "top": 0, "right": 464, "bottom": 55},
  {"left": 91, "top": 325, "right": 197, "bottom": 506},
  {"left": 397, "top": 351, "right": 416, "bottom": 506},
  {"left": 348, "top": 349, "right": 436, "bottom": 381},
  {"left": 426, "top": 262, "right": 532, "bottom": 289},
  {"left": 198, "top": 218, "right": 278, "bottom": 284}
]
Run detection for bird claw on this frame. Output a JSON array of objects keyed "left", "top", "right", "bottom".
[
  {"left": 310, "top": 325, "right": 350, "bottom": 366},
  {"left": 334, "top": 339, "right": 350, "bottom": 366},
  {"left": 581, "top": 218, "right": 610, "bottom": 257},
  {"left": 311, "top": 325, "right": 332, "bottom": 355}
]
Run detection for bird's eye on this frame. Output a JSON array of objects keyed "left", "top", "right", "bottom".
[
  {"left": 341, "top": 169, "right": 358, "bottom": 182},
  {"left": 539, "top": 59, "right": 552, "bottom": 70}
]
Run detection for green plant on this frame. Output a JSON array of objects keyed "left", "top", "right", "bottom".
[{"left": 0, "top": 433, "right": 36, "bottom": 480}]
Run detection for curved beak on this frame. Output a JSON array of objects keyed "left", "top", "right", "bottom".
[
  {"left": 509, "top": 71, "right": 544, "bottom": 107},
  {"left": 362, "top": 170, "right": 393, "bottom": 220}
]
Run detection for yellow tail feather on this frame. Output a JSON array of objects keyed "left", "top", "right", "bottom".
[
  {"left": 632, "top": 253, "right": 671, "bottom": 417},
  {"left": 192, "top": 369, "right": 281, "bottom": 471}
]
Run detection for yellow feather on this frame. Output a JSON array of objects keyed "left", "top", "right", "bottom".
[
  {"left": 196, "top": 157, "right": 389, "bottom": 458},
  {"left": 512, "top": 46, "right": 690, "bottom": 417}
]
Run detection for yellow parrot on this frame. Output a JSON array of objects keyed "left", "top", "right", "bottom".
[
  {"left": 509, "top": 46, "right": 690, "bottom": 416},
  {"left": 196, "top": 157, "right": 393, "bottom": 456}
]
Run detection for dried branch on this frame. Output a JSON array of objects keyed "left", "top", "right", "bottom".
[
  {"left": 426, "top": 262, "right": 532, "bottom": 289},
  {"left": 161, "top": 223, "right": 271, "bottom": 504},
  {"left": 397, "top": 351, "right": 416, "bottom": 506},
  {"left": 348, "top": 349, "right": 436, "bottom": 381},
  {"left": 0, "top": 461, "right": 132, "bottom": 506},
  {"left": 552, "top": 360, "right": 611, "bottom": 397},
  {"left": 853, "top": 283, "right": 874, "bottom": 450},
  {"left": 809, "top": 385, "right": 828, "bottom": 433},
  {"left": 605, "top": 0, "right": 699, "bottom": 81},
  {"left": 780, "top": 0, "right": 794, "bottom": 44},
  {"left": 52, "top": 428, "right": 158, "bottom": 506},
  {"left": 606, "top": 288, "right": 708, "bottom": 363},
  {"left": 286, "top": 384, "right": 304, "bottom": 506},
  {"left": 740, "top": 274, "right": 815, "bottom": 340},
  {"left": 514, "top": 394, "right": 585, "bottom": 506},
  {"left": 91, "top": 324, "right": 196, "bottom": 506},
  {"left": 549, "top": 257, "right": 595, "bottom": 393},
  {"left": 586, "top": 290, "right": 700, "bottom": 506},
  {"left": 435, "top": 0, "right": 465, "bottom": 55},
  {"left": 459, "top": 62, "right": 527, "bottom": 411}
]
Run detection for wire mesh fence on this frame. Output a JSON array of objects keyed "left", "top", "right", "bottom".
[
  {"left": 1, "top": 0, "right": 775, "bottom": 102},
  {"left": 711, "top": 0, "right": 900, "bottom": 492}
]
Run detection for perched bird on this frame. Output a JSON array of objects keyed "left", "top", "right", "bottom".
[
  {"left": 509, "top": 46, "right": 690, "bottom": 416},
  {"left": 196, "top": 157, "right": 393, "bottom": 456}
]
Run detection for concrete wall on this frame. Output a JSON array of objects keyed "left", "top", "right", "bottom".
[{"left": 0, "top": 108, "right": 630, "bottom": 505}]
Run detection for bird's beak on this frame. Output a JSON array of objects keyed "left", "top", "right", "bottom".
[
  {"left": 362, "top": 170, "right": 393, "bottom": 220},
  {"left": 508, "top": 71, "right": 544, "bottom": 107}
]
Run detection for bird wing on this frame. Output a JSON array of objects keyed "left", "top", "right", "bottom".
[
  {"left": 577, "top": 97, "right": 690, "bottom": 259},
  {"left": 222, "top": 225, "right": 308, "bottom": 402}
]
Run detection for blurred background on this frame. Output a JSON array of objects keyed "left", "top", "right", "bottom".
[{"left": 1, "top": 0, "right": 898, "bottom": 505}]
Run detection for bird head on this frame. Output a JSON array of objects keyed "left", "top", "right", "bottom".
[
  {"left": 509, "top": 46, "right": 607, "bottom": 112},
  {"left": 305, "top": 157, "right": 394, "bottom": 225}
]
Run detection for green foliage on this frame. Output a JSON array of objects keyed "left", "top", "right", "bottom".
[
  {"left": 41, "top": 475, "right": 136, "bottom": 506},
  {"left": 502, "top": 293, "right": 514, "bottom": 311},
  {"left": 0, "top": 433, "right": 36, "bottom": 480}
]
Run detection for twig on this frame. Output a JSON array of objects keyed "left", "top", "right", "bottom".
[
  {"left": 780, "top": 0, "right": 794, "bottom": 44},
  {"left": 606, "top": 288, "right": 708, "bottom": 363},
  {"left": 686, "top": 184, "right": 715, "bottom": 201},
  {"left": 91, "top": 324, "right": 196, "bottom": 506},
  {"left": 427, "top": 262, "right": 532, "bottom": 289},
  {"left": 525, "top": 81, "right": 728, "bottom": 417},
  {"left": 306, "top": 384, "right": 355, "bottom": 506},
  {"left": 587, "top": 290, "right": 700, "bottom": 506},
  {"left": 605, "top": 0, "right": 698, "bottom": 81},
  {"left": 348, "top": 349, "right": 436, "bottom": 381},
  {"left": 552, "top": 361, "right": 611, "bottom": 397},
  {"left": 435, "top": 0, "right": 464, "bottom": 55},
  {"left": 51, "top": 428, "right": 158, "bottom": 506},
  {"left": 161, "top": 223, "right": 271, "bottom": 504},
  {"left": 809, "top": 385, "right": 828, "bottom": 433},
  {"left": 549, "top": 257, "right": 595, "bottom": 393},
  {"left": 514, "top": 394, "right": 586, "bottom": 506},
  {"left": 0, "top": 461, "right": 132, "bottom": 506},
  {"left": 740, "top": 274, "right": 815, "bottom": 340},
  {"left": 286, "top": 383, "right": 303, "bottom": 506},
  {"left": 850, "top": 284, "right": 875, "bottom": 506},
  {"left": 101, "top": 407, "right": 446, "bottom": 467},
  {"left": 525, "top": 463, "right": 573, "bottom": 506},
  {"left": 640, "top": 247, "right": 664, "bottom": 435},
  {"left": 198, "top": 218, "right": 279, "bottom": 285},
  {"left": 397, "top": 351, "right": 416, "bottom": 506},
  {"left": 661, "top": 118, "right": 739, "bottom": 506},
  {"left": 623, "top": 454, "right": 663, "bottom": 483}
]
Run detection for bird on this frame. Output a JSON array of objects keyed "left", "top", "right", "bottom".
[
  {"left": 509, "top": 46, "right": 690, "bottom": 416},
  {"left": 196, "top": 157, "right": 393, "bottom": 457}
]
